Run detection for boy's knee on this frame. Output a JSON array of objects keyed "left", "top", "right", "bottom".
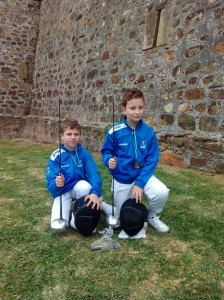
[
  {"left": 145, "top": 184, "right": 169, "bottom": 203},
  {"left": 158, "top": 186, "right": 169, "bottom": 201},
  {"left": 73, "top": 180, "right": 92, "bottom": 199}
]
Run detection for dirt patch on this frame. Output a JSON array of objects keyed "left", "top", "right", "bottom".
[
  {"left": 1, "top": 174, "right": 14, "bottom": 180},
  {"left": 200, "top": 171, "right": 224, "bottom": 185},
  {"left": 28, "top": 168, "right": 45, "bottom": 180},
  {"left": 0, "top": 197, "right": 16, "bottom": 202},
  {"left": 158, "top": 163, "right": 183, "bottom": 175},
  {"left": 159, "top": 239, "right": 189, "bottom": 258},
  {"left": 34, "top": 216, "right": 50, "bottom": 233}
]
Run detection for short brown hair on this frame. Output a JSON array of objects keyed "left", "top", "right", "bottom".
[
  {"left": 122, "top": 88, "right": 144, "bottom": 107},
  {"left": 60, "top": 119, "right": 81, "bottom": 134}
]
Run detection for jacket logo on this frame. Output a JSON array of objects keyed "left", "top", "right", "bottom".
[
  {"left": 140, "top": 140, "right": 146, "bottom": 149},
  {"left": 119, "top": 143, "right": 128, "bottom": 146}
]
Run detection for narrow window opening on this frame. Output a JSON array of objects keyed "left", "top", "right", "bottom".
[
  {"left": 26, "top": 63, "right": 30, "bottom": 81},
  {"left": 142, "top": 7, "right": 171, "bottom": 50}
]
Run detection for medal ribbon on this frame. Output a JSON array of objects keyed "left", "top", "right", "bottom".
[
  {"left": 133, "top": 129, "right": 138, "bottom": 163},
  {"left": 71, "top": 148, "right": 82, "bottom": 168},
  {"left": 71, "top": 149, "right": 84, "bottom": 178}
]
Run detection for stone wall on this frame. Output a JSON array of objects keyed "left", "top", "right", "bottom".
[
  {"left": 0, "top": 0, "right": 40, "bottom": 137},
  {"left": 1, "top": 0, "right": 224, "bottom": 173}
]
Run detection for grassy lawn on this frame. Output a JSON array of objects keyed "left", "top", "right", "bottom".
[{"left": 0, "top": 139, "right": 223, "bottom": 300}]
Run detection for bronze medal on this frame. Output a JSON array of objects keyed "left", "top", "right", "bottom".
[{"left": 134, "top": 162, "right": 140, "bottom": 169}]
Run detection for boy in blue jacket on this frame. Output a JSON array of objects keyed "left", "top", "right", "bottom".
[
  {"left": 46, "top": 119, "right": 102, "bottom": 230},
  {"left": 101, "top": 88, "right": 169, "bottom": 234}
]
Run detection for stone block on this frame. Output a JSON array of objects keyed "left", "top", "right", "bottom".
[
  {"left": 124, "top": 61, "right": 135, "bottom": 71},
  {"left": 178, "top": 115, "right": 195, "bottom": 130},
  {"left": 142, "top": 11, "right": 160, "bottom": 50},
  {"left": 214, "top": 8, "right": 224, "bottom": 20},
  {"left": 163, "top": 51, "right": 176, "bottom": 61},
  {"left": 215, "top": 163, "right": 224, "bottom": 173},
  {"left": 204, "top": 0, "right": 218, "bottom": 4},
  {"left": 102, "top": 51, "right": 109, "bottom": 61},
  {"left": 48, "top": 52, "right": 53, "bottom": 59},
  {"left": 144, "top": 115, "right": 156, "bottom": 127},
  {"left": 185, "top": 88, "right": 204, "bottom": 100},
  {"left": 177, "top": 91, "right": 183, "bottom": 100},
  {"left": 156, "top": 7, "right": 172, "bottom": 47},
  {"left": 0, "top": 79, "right": 9, "bottom": 88},
  {"left": 202, "top": 61, "right": 218, "bottom": 73},
  {"left": 159, "top": 150, "right": 188, "bottom": 168},
  {"left": 190, "top": 157, "right": 207, "bottom": 167},
  {"left": 185, "top": 9, "right": 204, "bottom": 25},
  {"left": 199, "top": 116, "right": 217, "bottom": 132},
  {"left": 189, "top": 77, "right": 199, "bottom": 85},
  {"left": 185, "top": 45, "right": 204, "bottom": 58},
  {"left": 182, "top": 3, "right": 195, "bottom": 13},
  {"left": 87, "top": 69, "right": 98, "bottom": 80},
  {"left": 177, "top": 103, "right": 190, "bottom": 113},
  {"left": 164, "top": 103, "right": 174, "bottom": 113},
  {"left": 111, "top": 76, "right": 121, "bottom": 84},
  {"left": 159, "top": 114, "right": 174, "bottom": 125},
  {"left": 209, "top": 90, "right": 224, "bottom": 99},
  {"left": 2, "top": 67, "right": 11, "bottom": 73},
  {"left": 203, "top": 76, "right": 213, "bottom": 84},
  {"left": 184, "top": 139, "right": 197, "bottom": 149},
  {"left": 185, "top": 63, "right": 200, "bottom": 75},
  {"left": 194, "top": 103, "right": 206, "bottom": 112},
  {"left": 166, "top": 136, "right": 184, "bottom": 147},
  {"left": 129, "top": 73, "right": 136, "bottom": 82},
  {"left": 160, "top": 90, "right": 174, "bottom": 100},
  {"left": 203, "top": 142, "right": 221, "bottom": 152},
  {"left": 173, "top": 28, "right": 184, "bottom": 41},
  {"left": 208, "top": 101, "right": 221, "bottom": 114},
  {"left": 211, "top": 40, "right": 224, "bottom": 55},
  {"left": 172, "top": 65, "right": 181, "bottom": 77}
]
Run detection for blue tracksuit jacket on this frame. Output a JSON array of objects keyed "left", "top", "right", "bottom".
[
  {"left": 101, "top": 117, "right": 159, "bottom": 189},
  {"left": 46, "top": 144, "right": 102, "bottom": 198}
]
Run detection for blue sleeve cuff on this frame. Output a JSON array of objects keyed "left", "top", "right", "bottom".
[
  {"left": 134, "top": 179, "right": 146, "bottom": 189},
  {"left": 91, "top": 189, "right": 101, "bottom": 197}
]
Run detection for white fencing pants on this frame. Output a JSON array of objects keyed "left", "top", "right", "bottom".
[
  {"left": 51, "top": 180, "right": 92, "bottom": 224},
  {"left": 102, "top": 175, "right": 169, "bottom": 219}
]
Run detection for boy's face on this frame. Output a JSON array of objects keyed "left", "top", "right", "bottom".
[
  {"left": 122, "top": 98, "right": 145, "bottom": 128},
  {"left": 61, "top": 127, "right": 81, "bottom": 151}
]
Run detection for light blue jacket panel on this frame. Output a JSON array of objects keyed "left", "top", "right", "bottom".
[
  {"left": 101, "top": 117, "right": 159, "bottom": 189},
  {"left": 46, "top": 144, "right": 102, "bottom": 198}
]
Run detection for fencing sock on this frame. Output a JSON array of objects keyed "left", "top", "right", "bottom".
[
  {"left": 70, "top": 212, "right": 77, "bottom": 230},
  {"left": 148, "top": 210, "right": 157, "bottom": 219}
]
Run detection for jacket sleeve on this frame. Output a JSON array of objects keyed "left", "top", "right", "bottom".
[
  {"left": 84, "top": 150, "right": 102, "bottom": 197},
  {"left": 135, "top": 133, "right": 159, "bottom": 189},
  {"left": 46, "top": 156, "right": 60, "bottom": 196},
  {"left": 101, "top": 130, "right": 113, "bottom": 168}
]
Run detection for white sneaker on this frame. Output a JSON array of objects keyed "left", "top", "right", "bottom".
[{"left": 148, "top": 216, "right": 169, "bottom": 233}]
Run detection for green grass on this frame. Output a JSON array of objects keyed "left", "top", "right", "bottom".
[{"left": 0, "top": 139, "right": 223, "bottom": 300}]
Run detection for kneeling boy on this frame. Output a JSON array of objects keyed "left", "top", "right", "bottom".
[
  {"left": 46, "top": 119, "right": 102, "bottom": 232},
  {"left": 101, "top": 88, "right": 169, "bottom": 234}
]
